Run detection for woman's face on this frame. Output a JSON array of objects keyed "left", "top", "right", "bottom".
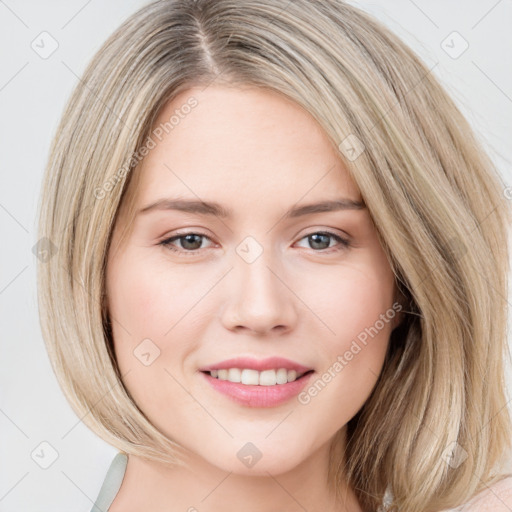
[{"left": 106, "top": 84, "right": 399, "bottom": 475}]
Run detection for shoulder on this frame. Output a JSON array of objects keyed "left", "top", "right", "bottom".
[
  {"left": 449, "top": 476, "right": 512, "bottom": 512},
  {"left": 90, "top": 452, "right": 128, "bottom": 512}
]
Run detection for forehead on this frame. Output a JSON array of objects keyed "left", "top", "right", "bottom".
[{"left": 134, "top": 85, "right": 361, "bottom": 211}]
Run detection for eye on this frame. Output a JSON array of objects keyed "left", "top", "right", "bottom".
[
  {"left": 159, "top": 232, "right": 214, "bottom": 256},
  {"left": 295, "top": 231, "right": 351, "bottom": 253},
  {"left": 159, "top": 230, "right": 351, "bottom": 257}
]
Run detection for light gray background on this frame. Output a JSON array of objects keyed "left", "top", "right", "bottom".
[{"left": 1, "top": 1, "right": 511, "bottom": 511}]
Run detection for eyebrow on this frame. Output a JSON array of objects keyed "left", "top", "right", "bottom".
[{"left": 138, "top": 197, "right": 366, "bottom": 219}]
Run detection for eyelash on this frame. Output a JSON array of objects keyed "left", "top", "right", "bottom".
[{"left": 158, "top": 230, "right": 351, "bottom": 257}]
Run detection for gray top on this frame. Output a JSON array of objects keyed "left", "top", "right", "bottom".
[
  {"left": 90, "top": 452, "right": 128, "bottom": 512},
  {"left": 88, "top": 452, "right": 512, "bottom": 511}
]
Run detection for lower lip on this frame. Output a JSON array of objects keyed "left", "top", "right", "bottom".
[{"left": 200, "top": 371, "right": 314, "bottom": 408}]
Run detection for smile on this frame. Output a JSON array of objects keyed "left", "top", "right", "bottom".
[
  {"left": 200, "top": 369, "right": 314, "bottom": 408},
  {"left": 205, "top": 368, "right": 310, "bottom": 385}
]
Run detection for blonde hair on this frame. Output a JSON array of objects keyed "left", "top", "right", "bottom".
[{"left": 36, "top": 0, "right": 512, "bottom": 510}]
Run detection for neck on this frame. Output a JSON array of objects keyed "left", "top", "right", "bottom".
[{"left": 110, "top": 433, "right": 362, "bottom": 512}]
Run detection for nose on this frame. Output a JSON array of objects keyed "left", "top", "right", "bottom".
[{"left": 220, "top": 249, "right": 298, "bottom": 336}]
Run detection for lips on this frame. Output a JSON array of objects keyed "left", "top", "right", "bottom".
[
  {"left": 199, "top": 356, "right": 313, "bottom": 373},
  {"left": 200, "top": 368, "right": 314, "bottom": 407}
]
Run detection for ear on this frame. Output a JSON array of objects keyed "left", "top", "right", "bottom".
[
  {"left": 101, "top": 289, "right": 111, "bottom": 332},
  {"left": 390, "top": 284, "right": 410, "bottom": 330}
]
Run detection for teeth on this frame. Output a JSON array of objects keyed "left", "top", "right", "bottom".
[
  {"left": 228, "top": 368, "right": 241, "bottom": 383},
  {"left": 241, "top": 369, "right": 259, "bottom": 385},
  {"left": 276, "top": 368, "right": 288, "bottom": 384},
  {"left": 208, "top": 368, "right": 305, "bottom": 385}
]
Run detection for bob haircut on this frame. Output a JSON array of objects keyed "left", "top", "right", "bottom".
[{"left": 36, "top": 0, "right": 512, "bottom": 510}]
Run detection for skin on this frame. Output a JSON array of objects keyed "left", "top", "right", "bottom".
[{"left": 105, "top": 84, "right": 401, "bottom": 512}]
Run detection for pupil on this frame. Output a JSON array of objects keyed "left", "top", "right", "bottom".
[
  {"left": 310, "top": 233, "right": 329, "bottom": 250},
  {"left": 182, "top": 234, "right": 202, "bottom": 250}
]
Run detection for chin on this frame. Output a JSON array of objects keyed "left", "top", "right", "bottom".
[{"left": 200, "top": 442, "right": 310, "bottom": 476}]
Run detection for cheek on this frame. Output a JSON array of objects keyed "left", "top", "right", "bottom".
[
  {"left": 311, "top": 262, "right": 395, "bottom": 342},
  {"left": 106, "top": 251, "right": 178, "bottom": 374},
  {"left": 106, "top": 250, "right": 220, "bottom": 395},
  {"left": 107, "top": 262, "right": 162, "bottom": 338},
  {"left": 303, "top": 256, "right": 396, "bottom": 404},
  {"left": 107, "top": 251, "right": 204, "bottom": 340},
  {"left": 105, "top": 253, "right": 200, "bottom": 413},
  {"left": 296, "top": 259, "right": 395, "bottom": 413}
]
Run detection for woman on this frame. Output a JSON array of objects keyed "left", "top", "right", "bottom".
[{"left": 36, "top": 0, "right": 512, "bottom": 510}]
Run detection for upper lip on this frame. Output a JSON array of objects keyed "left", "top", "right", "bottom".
[{"left": 199, "top": 356, "right": 313, "bottom": 373}]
